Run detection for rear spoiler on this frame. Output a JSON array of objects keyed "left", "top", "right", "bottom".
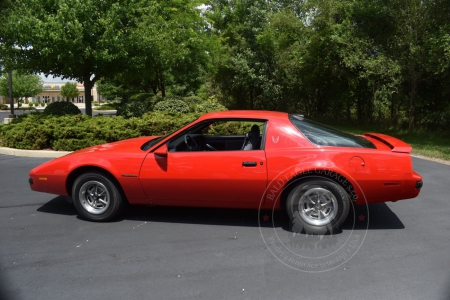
[{"left": 363, "top": 133, "right": 412, "bottom": 153}]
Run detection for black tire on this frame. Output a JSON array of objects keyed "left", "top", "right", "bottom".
[
  {"left": 72, "top": 172, "right": 125, "bottom": 221},
  {"left": 286, "top": 177, "right": 350, "bottom": 234}
]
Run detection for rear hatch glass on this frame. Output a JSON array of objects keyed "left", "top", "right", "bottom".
[{"left": 289, "top": 114, "right": 376, "bottom": 148}]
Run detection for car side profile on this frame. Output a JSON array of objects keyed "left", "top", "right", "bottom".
[{"left": 29, "top": 110, "right": 423, "bottom": 234}]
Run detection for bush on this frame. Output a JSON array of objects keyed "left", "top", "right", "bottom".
[
  {"left": 154, "top": 99, "right": 190, "bottom": 114},
  {"left": 163, "top": 95, "right": 183, "bottom": 101},
  {"left": 195, "top": 97, "right": 227, "bottom": 113},
  {"left": 0, "top": 112, "right": 199, "bottom": 151},
  {"left": 44, "top": 101, "right": 82, "bottom": 116},
  {"left": 129, "top": 93, "right": 154, "bottom": 102},
  {"left": 0, "top": 104, "right": 7, "bottom": 110},
  {"left": 116, "top": 99, "right": 151, "bottom": 119},
  {"left": 182, "top": 96, "right": 203, "bottom": 105}
]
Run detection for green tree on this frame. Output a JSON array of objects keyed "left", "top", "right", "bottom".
[
  {"left": 0, "top": 0, "right": 209, "bottom": 116},
  {"left": 108, "top": 0, "right": 209, "bottom": 98},
  {"left": 60, "top": 82, "right": 79, "bottom": 102},
  {"left": 206, "top": 0, "right": 280, "bottom": 110},
  {"left": 0, "top": 71, "right": 43, "bottom": 104}
]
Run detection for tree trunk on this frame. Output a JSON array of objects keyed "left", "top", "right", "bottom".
[
  {"left": 408, "top": 77, "right": 417, "bottom": 130},
  {"left": 357, "top": 97, "right": 363, "bottom": 125},
  {"left": 249, "top": 87, "right": 254, "bottom": 110},
  {"left": 390, "top": 98, "right": 396, "bottom": 128},
  {"left": 83, "top": 74, "right": 93, "bottom": 117}
]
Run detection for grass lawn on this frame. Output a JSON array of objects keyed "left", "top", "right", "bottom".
[{"left": 331, "top": 123, "right": 450, "bottom": 161}]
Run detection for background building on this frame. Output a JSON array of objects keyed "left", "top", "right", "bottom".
[{"left": 0, "top": 82, "right": 101, "bottom": 105}]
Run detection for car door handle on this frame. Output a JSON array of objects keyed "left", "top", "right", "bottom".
[{"left": 242, "top": 161, "right": 257, "bottom": 167}]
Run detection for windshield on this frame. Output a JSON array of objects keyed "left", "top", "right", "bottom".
[
  {"left": 141, "top": 136, "right": 167, "bottom": 151},
  {"left": 289, "top": 114, "right": 376, "bottom": 148}
]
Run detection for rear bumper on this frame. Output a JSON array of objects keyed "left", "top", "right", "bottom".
[{"left": 415, "top": 180, "right": 423, "bottom": 189}]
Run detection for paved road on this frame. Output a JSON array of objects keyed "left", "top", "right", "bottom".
[{"left": 0, "top": 155, "right": 449, "bottom": 300}]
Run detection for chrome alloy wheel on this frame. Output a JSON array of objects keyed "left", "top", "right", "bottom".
[
  {"left": 298, "top": 187, "right": 338, "bottom": 226},
  {"left": 78, "top": 180, "right": 110, "bottom": 214}
]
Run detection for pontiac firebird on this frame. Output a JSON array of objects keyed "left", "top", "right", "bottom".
[{"left": 29, "top": 110, "right": 423, "bottom": 234}]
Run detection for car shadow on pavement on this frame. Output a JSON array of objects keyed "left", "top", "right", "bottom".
[
  {"left": 36, "top": 196, "right": 77, "bottom": 216},
  {"left": 343, "top": 202, "right": 405, "bottom": 230},
  {"left": 123, "top": 205, "right": 289, "bottom": 229},
  {"left": 36, "top": 197, "right": 405, "bottom": 232},
  {"left": 121, "top": 202, "right": 404, "bottom": 232}
]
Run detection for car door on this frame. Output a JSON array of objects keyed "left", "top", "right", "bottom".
[
  {"left": 139, "top": 119, "right": 268, "bottom": 208},
  {"left": 138, "top": 148, "right": 267, "bottom": 208}
]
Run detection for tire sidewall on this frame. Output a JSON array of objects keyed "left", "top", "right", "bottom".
[
  {"left": 287, "top": 178, "right": 350, "bottom": 234},
  {"left": 72, "top": 172, "right": 123, "bottom": 221}
]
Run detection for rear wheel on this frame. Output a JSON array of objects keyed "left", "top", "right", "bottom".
[
  {"left": 72, "top": 172, "right": 125, "bottom": 221},
  {"left": 286, "top": 178, "right": 350, "bottom": 234}
]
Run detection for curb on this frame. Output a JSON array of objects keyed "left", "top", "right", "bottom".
[
  {"left": 411, "top": 154, "right": 450, "bottom": 166},
  {"left": 0, "top": 147, "right": 72, "bottom": 158}
]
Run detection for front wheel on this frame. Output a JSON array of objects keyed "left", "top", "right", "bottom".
[
  {"left": 72, "top": 172, "right": 125, "bottom": 221},
  {"left": 286, "top": 178, "right": 350, "bottom": 234}
]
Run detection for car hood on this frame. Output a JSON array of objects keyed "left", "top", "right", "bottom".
[{"left": 66, "top": 136, "right": 159, "bottom": 156}]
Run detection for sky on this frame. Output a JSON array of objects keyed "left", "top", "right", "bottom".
[{"left": 39, "top": 74, "right": 70, "bottom": 83}]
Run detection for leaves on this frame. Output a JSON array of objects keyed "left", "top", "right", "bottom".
[{"left": 0, "top": 71, "right": 43, "bottom": 99}]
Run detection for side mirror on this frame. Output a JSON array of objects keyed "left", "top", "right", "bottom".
[{"left": 154, "top": 144, "right": 168, "bottom": 157}]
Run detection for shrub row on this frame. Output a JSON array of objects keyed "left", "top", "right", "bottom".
[
  {"left": 44, "top": 102, "right": 82, "bottom": 116},
  {"left": 0, "top": 112, "right": 200, "bottom": 151},
  {"left": 114, "top": 94, "right": 226, "bottom": 118}
]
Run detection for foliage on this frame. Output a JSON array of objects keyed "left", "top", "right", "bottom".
[
  {"left": 195, "top": 97, "right": 227, "bottom": 113},
  {"left": 208, "top": 121, "right": 255, "bottom": 136},
  {"left": 153, "top": 99, "right": 190, "bottom": 114},
  {"left": 205, "top": 0, "right": 450, "bottom": 130},
  {"left": 0, "top": 112, "right": 198, "bottom": 151},
  {"left": 43, "top": 102, "right": 82, "bottom": 116},
  {"left": 0, "top": 71, "right": 43, "bottom": 100},
  {"left": 0, "top": 104, "right": 8, "bottom": 110},
  {"left": 116, "top": 99, "right": 152, "bottom": 119},
  {"left": 60, "top": 82, "right": 79, "bottom": 102},
  {"left": 2, "top": 0, "right": 450, "bottom": 131},
  {"left": 182, "top": 96, "right": 203, "bottom": 105},
  {"left": 129, "top": 93, "right": 154, "bottom": 102},
  {"left": 96, "top": 79, "right": 139, "bottom": 102},
  {"left": 1, "top": 0, "right": 211, "bottom": 115}
]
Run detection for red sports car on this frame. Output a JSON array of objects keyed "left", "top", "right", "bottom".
[{"left": 29, "top": 110, "right": 422, "bottom": 234}]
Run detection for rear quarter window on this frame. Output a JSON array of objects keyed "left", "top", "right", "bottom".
[{"left": 289, "top": 115, "right": 376, "bottom": 148}]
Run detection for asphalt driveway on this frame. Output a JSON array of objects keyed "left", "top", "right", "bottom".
[{"left": 0, "top": 155, "right": 449, "bottom": 300}]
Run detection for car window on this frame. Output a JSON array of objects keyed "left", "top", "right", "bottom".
[
  {"left": 168, "top": 119, "right": 267, "bottom": 152},
  {"left": 289, "top": 114, "right": 376, "bottom": 148},
  {"left": 141, "top": 118, "right": 198, "bottom": 151},
  {"left": 202, "top": 121, "right": 262, "bottom": 136}
]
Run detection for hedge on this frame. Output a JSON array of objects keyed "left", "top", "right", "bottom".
[
  {"left": 0, "top": 112, "right": 199, "bottom": 151},
  {"left": 154, "top": 99, "right": 190, "bottom": 114},
  {"left": 44, "top": 102, "right": 82, "bottom": 115},
  {"left": 195, "top": 97, "right": 227, "bottom": 113}
]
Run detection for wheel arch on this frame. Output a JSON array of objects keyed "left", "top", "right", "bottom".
[
  {"left": 66, "top": 166, "right": 127, "bottom": 202},
  {"left": 279, "top": 170, "right": 357, "bottom": 210}
]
